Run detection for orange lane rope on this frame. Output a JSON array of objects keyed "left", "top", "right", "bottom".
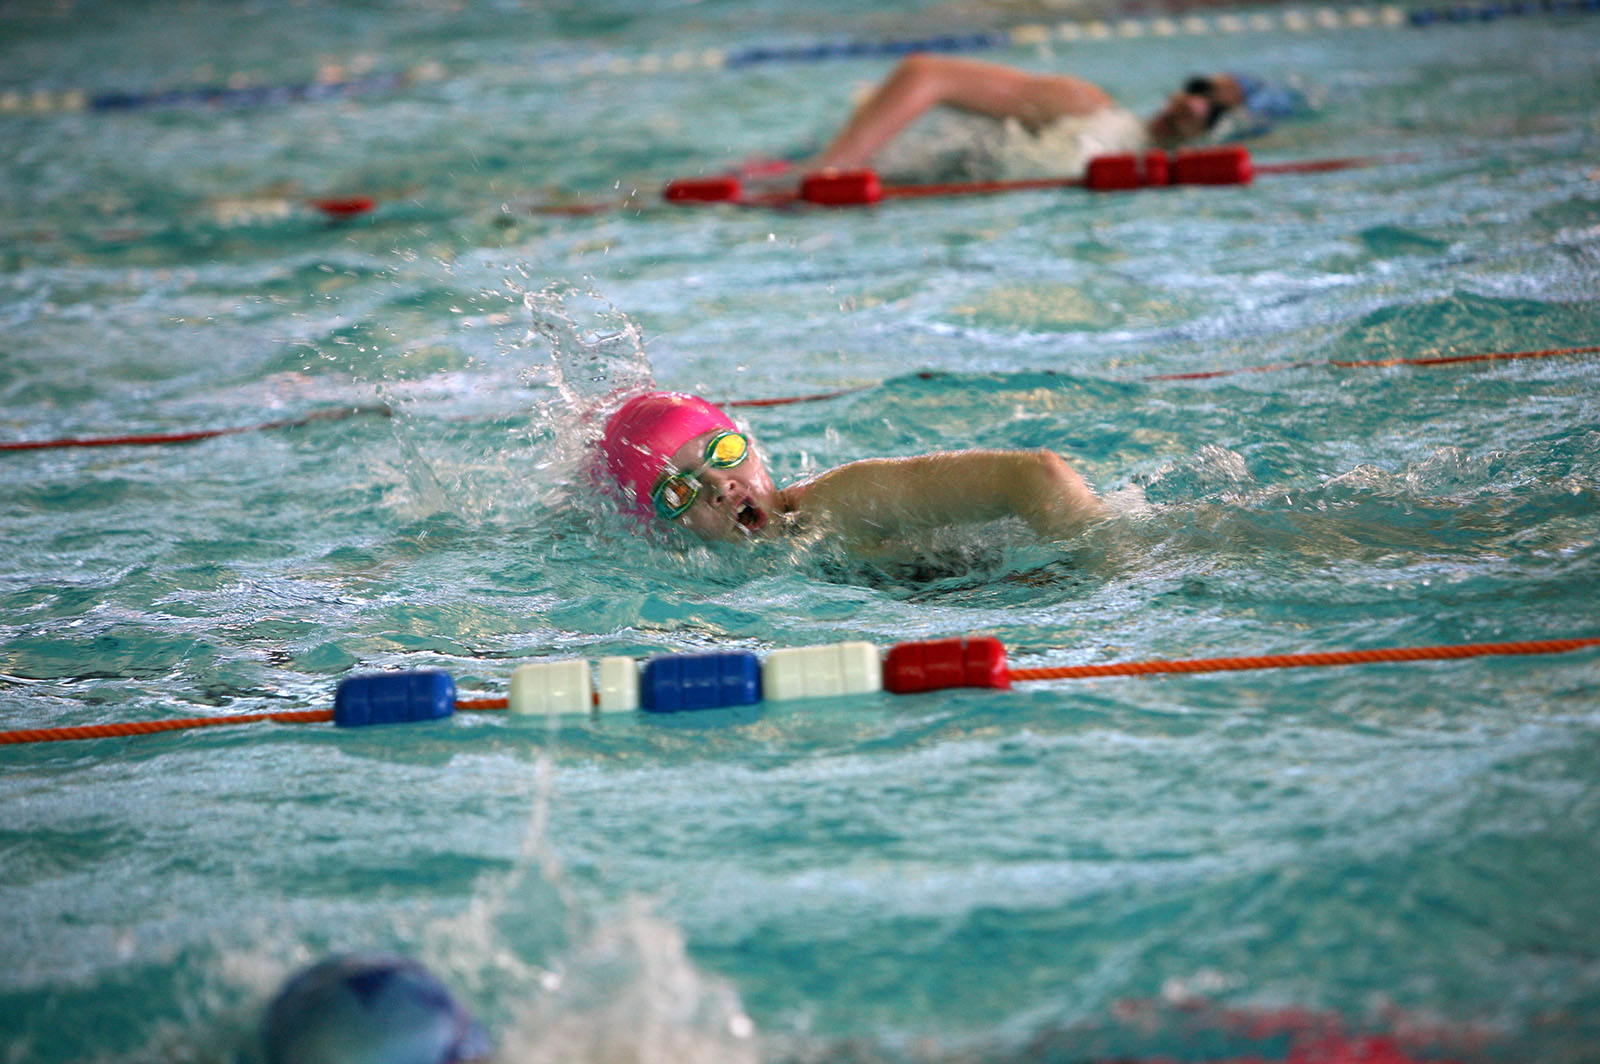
[
  {"left": 455, "top": 697, "right": 510, "bottom": 710},
  {"left": 0, "top": 709, "right": 335, "bottom": 746},
  {"left": 724, "top": 386, "right": 869, "bottom": 408},
  {"left": 0, "top": 699, "right": 511, "bottom": 747},
  {"left": 1142, "top": 343, "right": 1600, "bottom": 382},
  {"left": 4, "top": 347, "right": 1592, "bottom": 453},
  {"left": 1325, "top": 344, "right": 1600, "bottom": 368},
  {"left": 726, "top": 342, "right": 1600, "bottom": 403},
  {"left": 1007, "top": 637, "right": 1600, "bottom": 683},
  {"left": 0, "top": 404, "right": 391, "bottom": 453}
]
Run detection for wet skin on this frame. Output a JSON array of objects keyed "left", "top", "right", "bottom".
[{"left": 656, "top": 431, "right": 1107, "bottom": 547}]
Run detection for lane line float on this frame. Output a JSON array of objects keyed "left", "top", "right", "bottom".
[
  {"left": 4, "top": 635, "right": 1595, "bottom": 745},
  {"left": 521, "top": 145, "right": 1263, "bottom": 216},
  {"left": 548, "top": 145, "right": 1437, "bottom": 217},
  {"left": 1144, "top": 343, "right": 1600, "bottom": 381},
  {"left": 649, "top": 145, "right": 1258, "bottom": 213},
  {"left": 5, "top": 344, "right": 1592, "bottom": 454},
  {"left": 721, "top": 342, "right": 1600, "bottom": 398},
  {"left": 0, "top": 68, "right": 437, "bottom": 116},
  {"left": 0, "top": 403, "right": 391, "bottom": 453},
  {"left": 9, "top": 1, "right": 1597, "bottom": 114}
]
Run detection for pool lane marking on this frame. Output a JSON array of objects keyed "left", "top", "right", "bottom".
[
  {"left": 4, "top": 634, "right": 1597, "bottom": 746},
  {"left": 0, "top": 404, "right": 392, "bottom": 453}
]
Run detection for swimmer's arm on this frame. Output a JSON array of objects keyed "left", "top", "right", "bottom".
[
  {"left": 811, "top": 55, "right": 1115, "bottom": 171},
  {"left": 786, "top": 449, "right": 1107, "bottom": 543}
]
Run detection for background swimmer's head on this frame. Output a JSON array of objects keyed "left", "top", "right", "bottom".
[
  {"left": 599, "top": 391, "right": 738, "bottom": 518},
  {"left": 1152, "top": 72, "right": 1310, "bottom": 144},
  {"left": 261, "top": 953, "right": 492, "bottom": 1064},
  {"left": 1148, "top": 73, "right": 1232, "bottom": 145}
]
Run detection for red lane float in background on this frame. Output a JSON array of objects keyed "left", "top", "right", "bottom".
[
  {"left": 307, "top": 197, "right": 377, "bottom": 219},
  {"left": 802, "top": 168, "right": 884, "bottom": 205},
  {"left": 262, "top": 149, "right": 1420, "bottom": 220},
  {"left": 661, "top": 176, "right": 743, "bottom": 204},
  {"left": 1171, "top": 144, "right": 1254, "bottom": 185},
  {"left": 662, "top": 146, "right": 1256, "bottom": 208}
]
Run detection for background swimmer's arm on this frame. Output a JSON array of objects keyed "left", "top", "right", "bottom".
[
  {"left": 790, "top": 450, "right": 1107, "bottom": 543},
  {"left": 811, "top": 54, "right": 1116, "bottom": 171}
]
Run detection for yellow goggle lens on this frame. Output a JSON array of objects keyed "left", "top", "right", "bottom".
[{"left": 706, "top": 431, "right": 748, "bottom": 467}]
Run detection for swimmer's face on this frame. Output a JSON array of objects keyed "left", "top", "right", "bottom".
[
  {"left": 1149, "top": 73, "right": 1245, "bottom": 145},
  {"left": 659, "top": 430, "right": 782, "bottom": 542},
  {"left": 1148, "top": 89, "right": 1213, "bottom": 145}
]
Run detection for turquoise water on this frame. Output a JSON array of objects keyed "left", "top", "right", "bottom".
[{"left": 4, "top": 2, "right": 1599, "bottom": 1061}]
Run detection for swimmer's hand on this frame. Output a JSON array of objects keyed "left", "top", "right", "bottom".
[{"left": 783, "top": 449, "right": 1107, "bottom": 546}]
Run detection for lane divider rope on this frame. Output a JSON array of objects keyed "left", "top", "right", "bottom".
[
  {"left": 0, "top": 67, "right": 438, "bottom": 116},
  {"left": 0, "top": 709, "right": 335, "bottom": 746},
  {"left": 1142, "top": 343, "right": 1600, "bottom": 380},
  {"left": 1006, "top": 637, "right": 1600, "bottom": 682},
  {"left": 4, "top": 635, "right": 1594, "bottom": 746},
  {"left": 4, "top": 344, "right": 1593, "bottom": 454},
  {"left": 0, "top": 404, "right": 391, "bottom": 453},
  {"left": 556, "top": 144, "right": 1488, "bottom": 217},
  {"left": 11, "top": 1, "right": 1594, "bottom": 115},
  {"left": 724, "top": 387, "right": 868, "bottom": 408}
]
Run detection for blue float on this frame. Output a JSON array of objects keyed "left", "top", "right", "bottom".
[
  {"left": 641, "top": 651, "right": 761, "bottom": 712},
  {"left": 334, "top": 671, "right": 455, "bottom": 727}
]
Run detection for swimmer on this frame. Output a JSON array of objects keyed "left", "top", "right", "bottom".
[
  {"left": 598, "top": 391, "right": 1106, "bottom": 548},
  {"left": 803, "top": 54, "right": 1278, "bottom": 178}
]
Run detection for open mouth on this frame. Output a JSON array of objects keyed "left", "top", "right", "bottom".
[{"left": 735, "top": 500, "right": 767, "bottom": 533}]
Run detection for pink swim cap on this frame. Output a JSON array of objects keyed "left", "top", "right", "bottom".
[{"left": 599, "top": 391, "right": 737, "bottom": 516}]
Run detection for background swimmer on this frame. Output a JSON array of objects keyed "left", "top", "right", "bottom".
[
  {"left": 598, "top": 391, "right": 1107, "bottom": 548},
  {"left": 261, "top": 953, "right": 492, "bottom": 1064},
  {"left": 802, "top": 54, "right": 1290, "bottom": 180}
]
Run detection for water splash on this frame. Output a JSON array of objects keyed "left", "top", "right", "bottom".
[
  {"left": 177, "top": 740, "right": 760, "bottom": 1064},
  {"left": 496, "top": 899, "right": 759, "bottom": 1064},
  {"left": 424, "top": 743, "right": 758, "bottom": 1064},
  {"left": 336, "top": 280, "right": 661, "bottom": 527},
  {"left": 525, "top": 282, "right": 656, "bottom": 428}
]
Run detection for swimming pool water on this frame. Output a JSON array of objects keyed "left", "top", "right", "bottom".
[{"left": 3, "top": 2, "right": 1599, "bottom": 1061}]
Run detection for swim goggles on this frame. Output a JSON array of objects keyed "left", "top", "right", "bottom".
[{"left": 651, "top": 430, "right": 750, "bottom": 520}]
